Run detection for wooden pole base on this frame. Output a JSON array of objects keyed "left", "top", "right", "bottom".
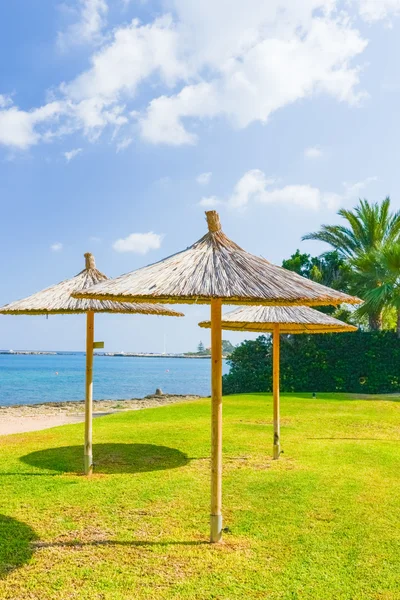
[
  {"left": 273, "top": 443, "right": 280, "bottom": 460},
  {"left": 84, "top": 454, "right": 93, "bottom": 476},
  {"left": 210, "top": 514, "right": 222, "bottom": 543},
  {"left": 273, "top": 325, "right": 281, "bottom": 461}
]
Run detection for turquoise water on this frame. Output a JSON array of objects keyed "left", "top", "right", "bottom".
[{"left": 0, "top": 354, "right": 229, "bottom": 407}]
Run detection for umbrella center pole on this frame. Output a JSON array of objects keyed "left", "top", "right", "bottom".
[
  {"left": 273, "top": 325, "right": 280, "bottom": 460},
  {"left": 210, "top": 298, "right": 223, "bottom": 543},
  {"left": 85, "top": 311, "right": 95, "bottom": 476}
]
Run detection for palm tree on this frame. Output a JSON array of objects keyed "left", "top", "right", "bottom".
[
  {"left": 353, "top": 243, "right": 400, "bottom": 336},
  {"left": 303, "top": 198, "right": 400, "bottom": 330},
  {"left": 303, "top": 198, "right": 400, "bottom": 258}
]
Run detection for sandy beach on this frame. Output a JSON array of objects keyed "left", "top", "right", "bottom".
[{"left": 0, "top": 394, "right": 202, "bottom": 436}]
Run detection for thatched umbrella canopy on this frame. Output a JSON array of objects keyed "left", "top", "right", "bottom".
[
  {"left": 0, "top": 253, "right": 183, "bottom": 475},
  {"left": 73, "top": 214, "right": 360, "bottom": 307},
  {"left": 199, "top": 305, "right": 357, "bottom": 459},
  {"left": 73, "top": 211, "right": 361, "bottom": 542}
]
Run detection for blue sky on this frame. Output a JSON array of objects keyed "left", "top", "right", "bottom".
[{"left": 1, "top": 0, "right": 400, "bottom": 352}]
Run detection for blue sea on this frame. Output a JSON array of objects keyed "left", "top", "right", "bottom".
[{"left": 0, "top": 354, "right": 229, "bottom": 407}]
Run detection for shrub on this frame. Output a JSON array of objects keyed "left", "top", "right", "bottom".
[{"left": 223, "top": 331, "right": 400, "bottom": 395}]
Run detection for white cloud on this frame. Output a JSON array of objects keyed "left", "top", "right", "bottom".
[
  {"left": 61, "top": 15, "right": 185, "bottom": 141},
  {"left": 0, "top": 107, "right": 38, "bottom": 149},
  {"left": 64, "top": 16, "right": 184, "bottom": 103},
  {"left": 57, "top": 0, "right": 108, "bottom": 50},
  {"left": 304, "top": 146, "right": 323, "bottom": 159},
  {"left": 121, "top": 0, "right": 149, "bottom": 7},
  {"left": 201, "top": 169, "right": 377, "bottom": 211},
  {"left": 116, "top": 137, "right": 133, "bottom": 152},
  {"left": 229, "top": 170, "right": 276, "bottom": 209},
  {"left": 341, "top": 176, "right": 378, "bottom": 198},
  {"left": 113, "top": 231, "right": 163, "bottom": 253},
  {"left": 0, "top": 95, "right": 12, "bottom": 108},
  {"left": 357, "top": 0, "right": 400, "bottom": 22},
  {"left": 64, "top": 147, "right": 83, "bottom": 162},
  {"left": 51, "top": 242, "right": 63, "bottom": 252},
  {"left": 196, "top": 172, "right": 212, "bottom": 185},
  {"left": 0, "top": 101, "right": 63, "bottom": 150},
  {"left": 140, "top": 83, "right": 213, "bottom": 145},
  {"left": 199, "top": 195, "right": 221, "bottom": 208},
  {"left": 140, "top": 6, "right": 368, "bottom": 144},
  {"left": 2, "top": 1, "right": 400, "bottom": 151},
  {"left": 256, "top": 183, "right": 323, "bottom": 210}
]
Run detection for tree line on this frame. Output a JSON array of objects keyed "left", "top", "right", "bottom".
[
  {"left": 283, "top": 197, "right": 400, "bottom": 334},
  {"left": 185, "top": 340, "right": 236, "bottom": 356}
]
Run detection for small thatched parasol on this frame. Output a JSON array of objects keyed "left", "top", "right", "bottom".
[
  {"left": 73, "top": 211, "right": 361, "bottom": 542},
  {"left": 199, "top": 305, "right": 357, "bottom": 459},
  {"left": 0, "top": 253, "right": 183, "bottom": 475}
]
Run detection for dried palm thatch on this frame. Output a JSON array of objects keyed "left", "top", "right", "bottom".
[
  {"left": 0, "top": 253, "right": 183, "bottom": 317},
  {"left": 73, "top": 212, "right": 361, "bottom": 306},
  {"left": 199, "top": 305, "right": 357, "bottom": 334}
]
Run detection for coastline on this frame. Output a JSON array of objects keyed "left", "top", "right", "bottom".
[
  {"left": 0, "top": 394, "right": 202, "bottom": 436},
  {"left": 0, "top": 351, "right": 223, "bottom": 358}
]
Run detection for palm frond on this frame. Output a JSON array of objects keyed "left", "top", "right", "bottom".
[{"left": 356, "top": 283, "right": 392, "bottom": 316}]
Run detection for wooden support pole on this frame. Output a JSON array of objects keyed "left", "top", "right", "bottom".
[
  {"left": 273, "top": 324, "right": 280, "bottom": 460},
  {"left": 210, "top": 298, "right": 223, "bottom": 543},
  {"left": 84, "top": 311, "right": 95, "bottom": 475}
]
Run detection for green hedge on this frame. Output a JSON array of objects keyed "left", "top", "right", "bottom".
[{"left": 222, "top": 331, "right": 400, "bottom": 395}]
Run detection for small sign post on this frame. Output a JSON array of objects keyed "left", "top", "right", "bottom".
[{"left": 93, "top": 341, "right": 104, "bottom": 349}]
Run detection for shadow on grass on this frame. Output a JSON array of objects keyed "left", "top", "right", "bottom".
[
  {"left": 33, "top": 539, "right": 208, "bottom": 549},
  {"left": 20, "top": 443, "right": 190, "bottom": 475},
  {"left": 0, "top": 515, "right": 37, "bottom": 579}
]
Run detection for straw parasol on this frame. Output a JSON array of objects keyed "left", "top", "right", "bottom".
[
  {"left": 73, "top": 211, "right": 361, "bottom": 542},
  {"left": 199, "top": 305, "right": 357, "bottom": 459},
  {"left": 0, "top": 253, "right": 183, "bottom": 475}
]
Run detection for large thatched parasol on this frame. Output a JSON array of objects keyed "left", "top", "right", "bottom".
[
  {"left": 0, "top": 253, "right": 183, "bottom": 475},
  {"left": 199, "top": 305, "right": 357, "bottom": 459},
  {"left": 73, "top": 211, "right": 361, "bottom": 542}
]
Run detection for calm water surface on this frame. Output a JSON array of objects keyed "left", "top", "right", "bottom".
[{"left": 0, "top": 354, "right": 229, "bottom": 406}]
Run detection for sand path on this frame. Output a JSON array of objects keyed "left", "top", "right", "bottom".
[
  {"left": 0, "top": 413, "right": 113, "bottom": 436},
  {"left": 0, "top": 395, "right": 201, "bottom": 436}
]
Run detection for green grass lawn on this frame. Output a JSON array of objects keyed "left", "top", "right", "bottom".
[{"left": 1, "top": 393, "right": 400, "bottom": 599}]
